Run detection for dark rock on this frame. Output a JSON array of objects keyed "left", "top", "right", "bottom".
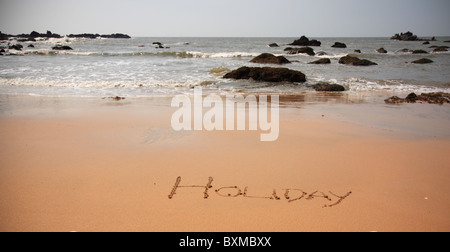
[
  {"left": 316, "top": 51, "right": 328, "bottom": 56},
  {"left": 153, "top": 42, "right": 163, "bottom": 46},
  {"left": 312, "top": 83, "right": 345, "bottom": 92},
  {"left": 339, "top": 55, "right": 377, "bottom": 66},
  {"left": 100, "top": 33, "right": 131, "bottom": 39},
  {"left": 284, "top": 47, "right": 315, "bottom": 56},
  {"left": 423, "top": 41, "right": 430, "bottom": 45},
  {"left": 250, "top": 53, "right": 291, "bottom": 65},
  {"left": 68, "top": 33, "right": 101, "bottom": 39},
  {"left": 27, "top": 44, "right": 35, "bottom": 48},
  {"left": 432, "top": 46, "right": 448, "bottom": 53},
  {"left": 268, "top": 43, "right": 279, "bottom": 47},
  {"left": 398, "top": 48, "right": 412, "bottom": 53},
  {"left": 411, "top": 58, "right": 433, "bottom": 64},
  {"left": 67, "top": 33, "right": 130, "bottom": 39},
  {"left": 9, "top": 44, "right": 23, "bottom": 51},
  {"left": 412, "top": 50, "right": 428, "bottom": 54},
  {"left": 52, "top": 45, "right": 73, "bottom": 50},
  {"left": 354, "top": 49, "right": 362, "bottom": 53},
  {"left": 331, "top": 42, "right": 347, "bottom": 48},
  {"left": 377, "top": 48, "right": 388, "bottom": 54},
  {"left": 390, "top": 31, "right": 418, "bottom": 41},
  {"left": 308, "top": 58, "right": 331, "bottom": 64},
  {"left": 385, "top": 93, "right": 450, "bottom": 105},
  {"left": 445, "top": 40, "right": 450, "bottom": 43},
  {"left": 289, "top": 36, "right": 321, "bottom": 47},
  {"left": 223, "top": 66, "right": 306, "bottom": 83},
  {"left": 26, "top": 30, "right": 62, "bottom": 39},
  {"left": 405, "top": 93, "right": 418, "bottom": 103},
  {"left": 0, "top": 49, "right": 5, "bottom": 53}
]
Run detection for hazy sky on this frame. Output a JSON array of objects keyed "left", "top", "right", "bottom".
[{"left": 1, "top": 0, "right": 449, "bottom": 37}]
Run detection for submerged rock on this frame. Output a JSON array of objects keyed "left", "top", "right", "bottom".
[
  {"left": 312, "top": 83, "right": 345, "bottom": 92},
  {"left": 223, "top": 66, "right": 306, "bottom": 83},
  {"left": 432, "top": 46, "right": 449, "bottom": 53},
  {"left": 385, "top": 93, "right": 450, "bottom": 105},
  {"left": 331, "top": 42, "right": 347, "bottom": 48},
  {"left": 411, "top": 58, "right": 433, "bottom": 64},
  {"left": 52, "top": 45, "right": 73, "bottom": 50},
  {"left": 412, "top": 50, "right": 428, "bottom": 54},
  {"left": 284, "top": 47, "right": 315, "bottom": 56},
  {"left": 339, "top": 55, "right": 377, "bottom": 66},
  {"left": 308, "top": 58, "right": 331, "bottom": 64},
  {"left": 288, "top": 36, "right": 321, "bottom": 47},
  {"left": 377, "top": 48, "right": 388, "bottom": 53},
  {"left": 250, "top": 53, "right": 291, "bottom": 65}
]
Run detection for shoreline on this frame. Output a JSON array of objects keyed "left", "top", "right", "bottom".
[{"left": 0, "top": 94, "right": 449, "bottom": 232}]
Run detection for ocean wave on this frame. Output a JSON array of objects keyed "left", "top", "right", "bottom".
[{"left": 15, "top": 50, "right": 260, "bottom": 58}]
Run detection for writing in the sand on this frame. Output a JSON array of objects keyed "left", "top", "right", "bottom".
[{"left": 168, "top": 177, "right": 352, "bottom": 208}]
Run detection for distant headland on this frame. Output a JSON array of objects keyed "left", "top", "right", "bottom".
[{"left": 0, "top": 30, "right": 131, "bottom": 41}]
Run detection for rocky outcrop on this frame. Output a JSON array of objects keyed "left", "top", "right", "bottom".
[
  {"left": 377, "top": 48, "right": 387, "bottom": 54},
  {"left": 268, "top": 43, "right": 279, "bottom": 47},
  {"left": 284, "top": 47, "right": 315, "bottom": 56},
  {"left": 385, "top": 93, "right": 450, "bottom": 105},
  {"left": 390, "top": 31, "right": 418, "bottom": 41},
  {"left": 288, "top": 36, "right": 321, "bottom": 47},
  {"left": 250, "top": 53, "right": 291, "bottom": 65},
  {"left": 411, "top": 58, "right": 433, "bottom": 64},
  {"left": 9, "top": 44, "right": 23, "bottom": 51},
  {"left": 432, "top": 46, "right": 449, "bottom": 53},
  {"left": 223, "top": 67, "right": 306, "bottom": 83},
  {"left": 67, "top": 33, "right": 131, "bottom": 39},
  {"left": 339, "top": 55, "right": 377, "bottom": 66},
  {"left": 312, "top": 83, "right": 345, "bottom": 92},
  {"left": 52, "top": 45, "right": 73, "bottom": 50},
  {"left": 412, "top": 50, "right": 428, "bottom": 54},
  {"left": 331, "top": 42, "right": 347, "bottom": 48},
  {"left": 308, "top": 58, "right": 331, "bottom": 64}
]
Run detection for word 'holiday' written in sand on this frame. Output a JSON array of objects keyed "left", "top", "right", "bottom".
[{"left": 168, "top": 177, "right": 352, "bottom": 208}]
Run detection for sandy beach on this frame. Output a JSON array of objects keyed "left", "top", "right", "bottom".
[{"left": 0, "top": 94, "right": 449, "bottom": 232}]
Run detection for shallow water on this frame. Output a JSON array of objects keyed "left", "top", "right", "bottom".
[{"left": 1, "top": 37, "right": 449, "bottom": 98}]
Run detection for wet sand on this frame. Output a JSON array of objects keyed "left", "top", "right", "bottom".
[{"left": 0, "top": 94, "right": 449, "bottom": 232}]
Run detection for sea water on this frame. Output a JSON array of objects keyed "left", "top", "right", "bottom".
[{"left": 1, "top": 37, "right": 449, "bottom": 98}]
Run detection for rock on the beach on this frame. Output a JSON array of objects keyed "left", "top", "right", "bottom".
[
  {"left": 268, "top": 43, "right": 279, "bottom": 48},
  {"left": 250, "top": 53, "right": 291, "bottom": 65},
  {"left": 339, "top": 55, "right": 377, "bottom": 66},
  {"left": 289, "top": 36, "right": 321, "bottom": 47},
  {"left": 223, "top": 66, "right": 306, "bottom": 83},
  {"left": 377, "top": 48, "right": 388, "bottom": 53},
  {"left": 385, "top": 93, "right": 450, "bottom": 105},
  {"left": 331, "top": 42, "right": 347, "bottom": 48},
  {"left": 308, "top": 58, "right": 331, "bottom": 64},
  {"left": 411, "top": 58, "right": 433, "bottom": 64},
  {"left": 284, "top": 47, "right": 315, "bottom": 56},
  {"left": 52, "top": 45, "right": 73, "bottom": 50},
  {"left": 312, "top": 83, "right": 345, "bottom": 92}
]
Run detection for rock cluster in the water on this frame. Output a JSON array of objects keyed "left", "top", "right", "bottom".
[
  {"left": 284, "top": 47, "right": 315, "bottom": 56},
  {"left": 339, "top": 55, "right": 377, "bottom": 66},
  {"left": 67, "top": 33, "right": 131, "bottom": 39},
  {"left": 411, "top": 58, "right": 433, "bottom": 64},
  {"left": 385, "top": 93, "right": 450, "bottom": 105},
  {"left": 331, "top": 42, "right": 347, "bottom": 48},
  {"left": 223, "top": 67, "right": 306, "bottom": 83},
  {"left": 250, "top": 53, "right": 291, "bottom": 65},
  {"left": 288, "top": 36, "right": 321, "bottom": 47}
]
